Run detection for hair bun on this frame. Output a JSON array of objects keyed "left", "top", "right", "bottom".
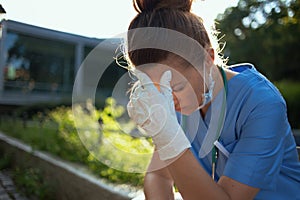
[{"left": 133, "top": 0, "right": 192, "bottom": 13}]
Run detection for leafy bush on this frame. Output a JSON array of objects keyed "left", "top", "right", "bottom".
[
  {"left": 0, "top": 97, "right": 153, "bottom": 187},
  {"left": 0, "top": 153, "right": 53, "bottom": 199},
  {"left": 274, "top": 81, "right": 300, "bottom": 129},
  {"left": 0, "top": 153, "right": 12, "bottom": 170},
  {"left": 13, "top": 167, "right": 54, "bottom": 200}
]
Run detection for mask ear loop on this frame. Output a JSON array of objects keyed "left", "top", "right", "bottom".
[
  {"left": 197, "top": 63, "right": 215, "bottom": 110},
  {"left": 202, "top": 68, "right": 215, "bottom": 106}
]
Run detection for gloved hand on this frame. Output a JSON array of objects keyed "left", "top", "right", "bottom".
[{"left": 127, "top": 70, "right": 191, "bottom": 160}]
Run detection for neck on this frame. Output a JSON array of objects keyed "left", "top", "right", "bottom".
[
  {"left": 200, "top": 66, "right": 237, "bottom": 118},
  {"left": 200, "top": 102, "right": 211, "bottom": 118}
]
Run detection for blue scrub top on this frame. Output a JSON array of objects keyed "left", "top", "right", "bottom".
[{"left": 182, "top": 63, "right": 300, "bottom": 199}]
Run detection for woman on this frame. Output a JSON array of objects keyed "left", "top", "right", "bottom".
[{"left": 126, "top": 0, "right": 300, "bottom": 199}]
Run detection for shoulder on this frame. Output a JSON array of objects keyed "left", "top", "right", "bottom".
[
  {"left": 226, "top": 63, "right": 288, "bottom": 128},
  {"left": 227, "top": 63, "right": 286, "bottom": 106},
  {"left": 227, "top": 62, "right": 255, "bottom": 73}
]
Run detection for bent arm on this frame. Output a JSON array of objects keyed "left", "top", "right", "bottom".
[
  {"left": 144, "top": 151, "right": 175, "bottom": 200},
  {"left": 144, "top": 169, "right": 175, "bottom": 200},
  {"left": 167, "top": 149, "right": 259, "bottom": 200}
]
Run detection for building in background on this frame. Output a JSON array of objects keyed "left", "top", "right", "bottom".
[{"left": 0, "top": 20, "right": 127, "bottom": 107}]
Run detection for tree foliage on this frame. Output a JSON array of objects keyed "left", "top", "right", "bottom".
[{"left": 216, "top": 0, "right": 300, "bottom": 81}]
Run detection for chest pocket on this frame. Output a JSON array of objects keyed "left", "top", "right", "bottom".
[{"left": 216, "top": 139, "right": 238, "bottom": 177}]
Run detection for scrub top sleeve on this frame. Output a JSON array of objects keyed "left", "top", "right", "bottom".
[{"left": 223, "top": 101, "right": 287, "bottom": 190}]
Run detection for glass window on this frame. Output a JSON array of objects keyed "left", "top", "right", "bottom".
[
  {"left": 3, "top": 31, "right": 75, "bottom": 94},
  {"left": 84, "top": 45, "right": 128, "bottom": 101}
]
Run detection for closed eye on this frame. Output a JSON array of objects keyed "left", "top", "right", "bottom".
[{"left": 172, "top": 82, "right": 186, "bottom": 92}]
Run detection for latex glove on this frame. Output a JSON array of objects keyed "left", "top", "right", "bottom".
[{"left": 127, "top": 70, "right": 191, "bottom": 160}]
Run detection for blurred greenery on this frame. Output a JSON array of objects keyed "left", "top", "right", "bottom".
[
  {"left": 0, "top": 152, "right": 53, "bottom": 199},
  {"left": 216, "top": 0, "right": 300, "bottom": 128},
  {"left": 0, "top": 97, "right": 153, "bottom": 187},
  {"left": 274, "top": 81, "right": 300, "bottom": 128},
  {"left": 13, "top": 167, "right": 54, "bottom": 200},
  {"left": 0, "top": 153, "right": 12, "bottom": 170},
  {"left": 216, "top": 0, "right": 300, "bottom": 81}
]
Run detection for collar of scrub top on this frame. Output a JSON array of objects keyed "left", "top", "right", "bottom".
[{"left": 211, "top": 66, "right": 228, "bottom": 180}]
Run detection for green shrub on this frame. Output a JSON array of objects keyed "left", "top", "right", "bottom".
[
  {"left": 0, "top": 153, "right": 12, "bottom": 170},
  {"left": 12, "top": 100, "right": 72, "bottom": 119},
  {"left": 70, "top": 98, "right": 153, "bottom": 186},
  {"left": 13, "top": 167, "right": 54, "bottom": 200},
  {"left": 274, "top": 81, "right": 300, "bottom": 129},
  {"left": 0, "top": 97, "right": 153, "bottom": 187},
  {"left": 0, "top": 154, "right": 54, "bottom": 199}
]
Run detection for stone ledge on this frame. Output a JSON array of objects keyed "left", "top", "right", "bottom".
[{"left": 0, "top": 132, "right": 140, "bottom": 200}]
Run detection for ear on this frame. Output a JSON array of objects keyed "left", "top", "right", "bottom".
[{"left": 207, "top": 48, "right": 215, "bottom": 61}]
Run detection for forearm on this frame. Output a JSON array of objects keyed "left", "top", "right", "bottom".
[
  {"left": 167, "top": 149, "right": 231, "bottom": 200},
  {"left": 143, "top": 151, "right": 175, "bottom": 200},
  {"left": 144, "top": 171, "right": 175, "bottom": 200}
]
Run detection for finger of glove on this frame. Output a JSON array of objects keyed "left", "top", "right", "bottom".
[
  {"left": 130, "top": 82, "right": 159, "bottom": 106},
  {"left": 140, "top": 104, "right": 167, "bottom": 137},
  {"left": 127, "top": 99, "right": 149, "bottom": 126},
  {"left": 159, "top": 70, "right": 172, "bottom": 96},
  {"left": 159, "top": 70, "right": 176, "bottom": 114},
  {"left": 135, "top": 70, "right": 157, "bottom": 91}
]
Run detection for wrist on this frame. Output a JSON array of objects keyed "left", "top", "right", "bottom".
[{"left": 153, "top": 126, "right": 191, "bottom": 160}]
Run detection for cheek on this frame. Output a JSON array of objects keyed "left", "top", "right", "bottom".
[{"left": 173, "top": 87, "right": 199, "bottom": 109}]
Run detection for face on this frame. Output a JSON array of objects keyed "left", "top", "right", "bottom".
[{"left": 139, "top": 62, "right": 205, "bottom": 115}]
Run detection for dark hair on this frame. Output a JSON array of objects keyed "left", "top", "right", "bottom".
[
  {"left": 133, "top": 0, "right": 192, "bottom": 13},
  {"left": 127, "top": 0, "right": 214, "bottom": 67}
]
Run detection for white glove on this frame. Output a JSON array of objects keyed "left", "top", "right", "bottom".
[{"left": 127, "top": 70, "right": 191, "bottom": 160}]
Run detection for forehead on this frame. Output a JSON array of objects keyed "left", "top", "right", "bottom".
[{"left": 137, "top": 63, "right": 199, "bottom": 85}]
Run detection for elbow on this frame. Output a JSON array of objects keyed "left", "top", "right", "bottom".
[{"left": 143, "top": 172, "right": 175, "bottom": 200}]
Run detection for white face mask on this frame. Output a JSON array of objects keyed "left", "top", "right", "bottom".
[{"left": 196, "top": 66, "right": 215, "bottom": 110}]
